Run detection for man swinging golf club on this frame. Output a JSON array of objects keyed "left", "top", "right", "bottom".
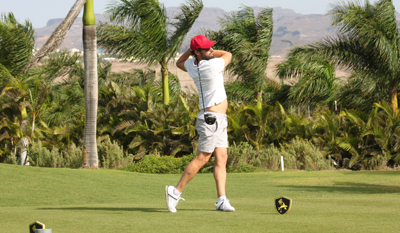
[{"left": 165, "top": 35, "right": 234, "bottom": 213}]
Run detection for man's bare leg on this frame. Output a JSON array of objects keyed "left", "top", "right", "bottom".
[
  {"left": 175, "top": 151, "right": 212, "bottom": 192},
  {"left": 214, "top": 147, "right": 228, "bottom": 197}
]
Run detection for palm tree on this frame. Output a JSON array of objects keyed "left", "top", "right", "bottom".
[
  {"left": 1, "top": 3, "right": 98, "bottom": 165},
  {"left": 0, "top": 80, "right": 33, "bottom": 164},
  {"left": 239, "top": 103, "right": 274, "bottom": 150},
  {"left": 97, "top": 0, "right": 203, "bottom": 105},
  {"left": 312, "top": 109, "right": 346, "bottom": 166},
  {"left": 82, "top": 0, "right": 99, "bottom": 168},
  {"left": 206, "top": 6, "right": 273, "bottom": 109},
  {"left": 287, "top": 0, "right": 400, "bottom": 113},
  {"left": 0, "top": 13, "right": 35, "bottom": 163},
  {"left": 27, "top": 77, "right": 51, "bottom": 135},
  {"left": 13, "top": 0, "right": 96, "bottom": 167},
  {"left": 25, "top": 0, "right": 99, "bottom": 168},
  {"left": 39, "top": 81, "right": 86, "bottom": 150},
  {"left": 366, "top": 101, "right": 400, "bottom": 166},
  {"left": 275, "top": 53, "right": 338, "bottom": 113}
]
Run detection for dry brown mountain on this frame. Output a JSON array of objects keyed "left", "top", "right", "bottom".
[{"left": 34, "top": 7, "right": 400, "bottom": 57}]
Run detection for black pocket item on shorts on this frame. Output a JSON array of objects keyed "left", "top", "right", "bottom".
[{"left": 204, "top": 113, "right": 216, "bottom": 125}]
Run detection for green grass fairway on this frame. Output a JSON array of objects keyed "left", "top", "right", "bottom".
[{"left": 1, "top": 164, "right": 399, "bottom": 232}]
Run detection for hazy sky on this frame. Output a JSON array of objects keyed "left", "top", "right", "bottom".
[{"left": 1, "top": 0, "right": 399, "bottom": 28}]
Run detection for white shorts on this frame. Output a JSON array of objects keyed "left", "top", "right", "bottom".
[{"left": 196, "top": 111, "right": 229, "bottom": 153}]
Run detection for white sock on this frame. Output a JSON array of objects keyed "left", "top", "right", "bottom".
[
  {"left": 173, "top": 187, "right": 181, "bottom": 196},
  {"left": 218, "top": 196, "right": 226, "bottom": 203}
]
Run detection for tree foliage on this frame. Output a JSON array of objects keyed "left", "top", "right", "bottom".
[
  {"left": 276, "top": 54, "right": 338, "bottom": 107},
  {"left": 97, "top": 0, "right": 203, "bottom": 104},
  {"left": 0, "top": 13, "right": 35, "bottom": 83},
  {"left": 206, "top": 5, "right": 273, "bottom": 107},
  {"left": 281, "top": 0, "right": 400, "bottom": 112},
  {"left": 2, "top": 2, "right": 400, "bottom": 170}
]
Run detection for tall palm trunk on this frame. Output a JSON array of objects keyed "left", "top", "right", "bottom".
[
  {"left": 161, "top": 60, "right": 169, "bottom": 105},
  {"left": 389, "top": 84, "right": 398, "bottom": 115},
  {"left": 20, "top": 137, "right": 29, "bottom": 165},
  {"left": 19, "top": 107, "right": 29, "bottom": 165},
  {"left": 82, "top": 0, "right": 98, "bottom": 168},
  {"left": 256, "top": 90, "right": 262, "bottom": 110}
]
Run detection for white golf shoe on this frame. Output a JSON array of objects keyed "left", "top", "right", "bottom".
[
  {"left": 215, "top": 198, "right": 235, "bottom": 212},
  {"left": 165, "top": 186, "right": 185, "bottom": 213}
]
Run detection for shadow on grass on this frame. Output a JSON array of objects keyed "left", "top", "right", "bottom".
[
  {"left": 37, "top": 207, "right": 213, "bottom": 213},
  {"left": 341, "top": 171, "right": 400, "bottom": 176},
  {"left": 278, "top": 182, "right": 400, "bottom": 194}
]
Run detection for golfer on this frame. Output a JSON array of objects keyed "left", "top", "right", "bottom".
[{"left": 165, "top": 35, "right": 234, "bottom": 213}]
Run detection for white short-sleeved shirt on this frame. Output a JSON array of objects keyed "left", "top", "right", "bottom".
[{"left": 184, "top": 57, "right": 227, "bottom": 109}]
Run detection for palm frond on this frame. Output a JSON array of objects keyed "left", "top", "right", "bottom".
[
  {"left": 224, "top": 80, "right": 255, "bottom": 102},
  {"left": 329, "top": 0, "right": 400, "bottom": 73},
  {"left": 31, "top": 50, "right": 82, "bottom": 83},
  {"left": 98, "top": 0, "right": 170, "bottom": 63},
  {"left": 207, "top": 5, "right": 273, "bottom": 89},
  {"left": 337, "top": 71, "right": 388, "bottom": 111},
  {"left": 0, "top": 13, "right": 35, "bottom": 76},
  {"left": 97, "top": 24, "right": 160, "bottom": 65},
  {"left": 276, "top": 48, "right": 338, "bottom": 106},
  {"left": 167, "top": 0, "right": 203, "bottom": 61},
  {"left": 0, "top": 63, "right": 15, "bottom": 91}
]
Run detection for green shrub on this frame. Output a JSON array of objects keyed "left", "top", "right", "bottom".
[
  {"left": 97, "top": 135, "right": 133, "bottom": 169},
  {"left": 122, "top": 154, "right": 196, "bottom": 174},
  {"left": 227, "top": 142, "right": 257, "bottom": 172},
  {"left": 361, "top": 152, "right": 389, "bottom": 170},
  {"left": 228, "top": 163, "right": 257, "bottom": 173},
  {"left": 228, "top": 142, "right": 284, "bottom": 172},
  {"left": 5, "top": 152, "right": 18, "bottom": 165},
  {"left": 227, "top": 139, "right": 333, "bottom": 171},
  {"left": 280, "top": 137, "right": 333, "bottom": 170},
  {"left": 255, "top": 146, "right": 282, "bottom": 170},
  {"left": 29, "top": 141, "right": 82, "bottom": 168},
  {"left": 26, "top": 137, "right": 133, "bottom": 169},
  {"left": 63, "top": 143, "right": 83, "bottom": 168},
  {"left": 123, "top": 145, "right": 261, "bottom": 174},
  {"left": 29, "top": 141, "right": 63, "bottom": 168}
]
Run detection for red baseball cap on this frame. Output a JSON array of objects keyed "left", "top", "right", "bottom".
[{"left": 190, "top": 35, "right": 216, "bottom": 51}]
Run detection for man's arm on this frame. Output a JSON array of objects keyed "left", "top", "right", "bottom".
[
  {"left": 176, "top": 48, "right": 191, "bottom": 72},
  {"left": 213, "top": 50, "right": 232, "bottom": 68}
]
